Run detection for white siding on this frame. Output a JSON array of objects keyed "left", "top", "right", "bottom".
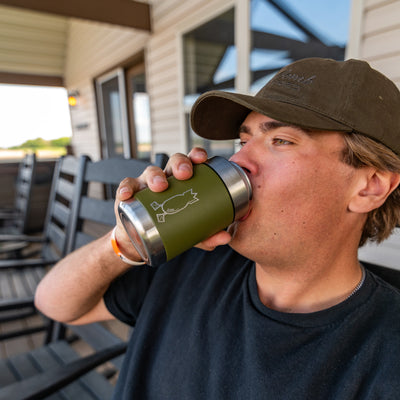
[
  {"left": 359, "top": 228, "right": 400, "bottom": 269},
  {"left": 354, "top": 0, "right": 400, "bottom": 269},
  {"left": 66, "top": 0, "right": 233, "bottom": 159},
  {"left": 355, "top": 0, "right": 400, "bottom": 85},
  {"left": 64, "top": 19, "right": 149, "bottom": 160},
  {"left": 68, "top": 79, "right": 101, "bottom": 160},
  {"left": 65, "top": 19, "right": 149, "bottom": 84},
  {"left": 0, "top": 5, "right": 68, "bottom": 76},
  {"left": 147, "top": 0, "right": 234, "bottom": 155}
]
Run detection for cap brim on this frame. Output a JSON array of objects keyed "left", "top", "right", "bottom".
[{"left": 190, "top": 90, "right": 352, "bottom": 140}]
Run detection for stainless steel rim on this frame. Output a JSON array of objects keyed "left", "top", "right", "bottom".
[
  {"left": 118, "top": 200, "right": 166, "bottom": 266},
  {"left": 206, "top": 156, "right": 252, "bottom": 220}
]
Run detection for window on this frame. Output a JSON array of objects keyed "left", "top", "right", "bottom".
[
  {"left": 96, "top": 61, "right": 152, "bottom": 160},
  {"left": 96, "top": 68, "right": 130, "bottom": 158},
  {"left": 183, "top": 8, "right": 236, "bottom": 159},
  {"left": 250, "top": 0, "right": 350, "bottom": 92},
  {"left": 127, "top": 64, "right": 152, "bottom": 161},
  {"left": 182, "top": 0, "right": 350, "bottom": 157}
]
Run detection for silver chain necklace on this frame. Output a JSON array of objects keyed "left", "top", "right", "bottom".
[{"left": 346, "top": 265, "right": 366, "bottom": 300}]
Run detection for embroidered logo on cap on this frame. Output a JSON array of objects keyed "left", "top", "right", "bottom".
[{"left": 272, "top": 70, "right": 316, "bottom": 92}]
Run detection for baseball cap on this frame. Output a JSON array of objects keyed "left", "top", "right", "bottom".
[{"left": 190, "top": 58, "right": 400, "bottom": 156}]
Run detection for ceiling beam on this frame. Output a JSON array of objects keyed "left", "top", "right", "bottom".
[
  {"left": 0, "top": 72, "right": 64, "bottom": 86},
  {"left": 0, "top": 0, "right": 151, "bottom": 31}
]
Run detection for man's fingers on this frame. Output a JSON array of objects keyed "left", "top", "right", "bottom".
[
  {"left": 163, "top": 153, "right": 193, "bottom": 179},
  {"left": 164, "top": 148, "right": 208, "bottom": 179},
  {"left": 195, "top": 230, "right": 232, "bottom": 251},
  {"left": 140, "top": 166, "right": 169, "bottom": 192},
  {"left": 116, "top": 177, "right": 141, "bottom": 201},
  {"left": 187, "top": 147, "right": 208, "bottom": 163}
]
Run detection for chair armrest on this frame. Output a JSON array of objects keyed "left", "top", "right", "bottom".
[
  {"left": 0, "top": 342, "right": 127, "bottom": 400},
  {"left": 0, "top": 210, "right": 19, "bottom": 220},
  {"left": 0, "top": 241, "right": 28, "bottom": 255},
  {"left": 0, "top": 234, "right": 45, "bottom": 243},
  {"left": 0, "top": 258, "right": 59, "bottom": 269}
]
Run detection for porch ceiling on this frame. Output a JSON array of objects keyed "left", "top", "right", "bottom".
[{"left": 0, "top": 0, "right": 151, "bottom": 86}]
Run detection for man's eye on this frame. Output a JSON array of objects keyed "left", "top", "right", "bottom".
[
  {"left": 273, "top": 138, "right": 292, "bottom": 145},
  {"left": 239, "top": 141, "right": 247, "bottom": 147}
]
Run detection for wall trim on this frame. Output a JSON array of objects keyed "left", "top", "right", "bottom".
[
  {"left": 346, "top": 0, "right": 365, "bottom": 59},
  {"left": 0, "top": 72, "right": 64, "bottom": 87}
]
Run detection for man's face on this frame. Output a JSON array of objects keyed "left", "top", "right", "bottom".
[{"left": 228, "top": 111, "right": 360, "bottom": 267}]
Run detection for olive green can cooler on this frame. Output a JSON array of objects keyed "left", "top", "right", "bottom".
[{"left": 118, "top": 156, "right": 252, "bottom": 266}]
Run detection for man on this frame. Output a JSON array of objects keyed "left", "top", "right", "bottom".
[{"left": 36, "top": 58, "right": 400, "bottom": 399}]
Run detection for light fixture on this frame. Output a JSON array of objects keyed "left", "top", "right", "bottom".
[{"left": 68, "top": 90, "right": 80, "bottom": 107}]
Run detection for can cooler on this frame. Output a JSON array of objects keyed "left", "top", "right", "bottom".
[{"left": 118, "top": 156, "right": 252, "bottom": 266}]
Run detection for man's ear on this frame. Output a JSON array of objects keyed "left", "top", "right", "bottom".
[{"left": 348, "top": 169, "right": 400, "bottom": 214}]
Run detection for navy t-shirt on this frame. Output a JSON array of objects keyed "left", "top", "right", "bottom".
[{"left": 104, "top": 246, "right": 400, "bottom": 399}]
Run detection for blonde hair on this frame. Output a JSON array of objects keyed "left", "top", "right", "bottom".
[{"left": 342, "top": 132, "right": 400, "bottom": 246}]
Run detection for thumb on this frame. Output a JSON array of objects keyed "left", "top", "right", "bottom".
[{"left": 195, "top": 230, "right": 232, "bottom": 252}]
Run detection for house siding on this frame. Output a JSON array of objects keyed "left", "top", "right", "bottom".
[
  {"left": 0, "top": 5, "right": 68, "bottom": 77},
  {"left": 354, "top": 0, "right": 400, "bottom": 269},
  {"left": 64, "top": 19, "right": 149, "bottom": 160},
  {"left": 147, "top": 0, "right": 233, "bottom": 156},
  {"left": 65, "top": 0, "right": 232, "bottom": 160},
  {"left": 358, "top": 0, "right": 400, "bottom": 85}
]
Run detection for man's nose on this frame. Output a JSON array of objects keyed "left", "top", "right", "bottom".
[{"left": 229, "top": 144, "right": 257, "bottom": 176}]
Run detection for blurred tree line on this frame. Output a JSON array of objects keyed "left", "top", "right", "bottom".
[{"left": 8, "top": 137, "right": 70, "bottom": 150}]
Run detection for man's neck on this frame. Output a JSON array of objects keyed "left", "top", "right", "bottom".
[{"left": 254, "top": 258, "right": 364, "bottom": 313}]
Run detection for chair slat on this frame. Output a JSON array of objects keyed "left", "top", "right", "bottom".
[
  {"left": 80, "top": 197, "right": 116, "bottom": 226},
  {"left": 7, "top": 352, "right": 40, "bottom": 379},
  {"left": 56, "top": 178, "right": 75, "bottom": 203},
  {"left": 85, "top": 157, "right": 152, "bottom": 184},
  {"left": 49, "top": 342, "right": 115, "bottom": 399},
  {"left": 73, "top": 231, "right": 94, "bottom": 249},
  {"left": 46, "top": 222, "right": 66, "bottom": 255},
  {"left": 0, "top": 360, "right": 18, "bottom": 386},
  {"left": 52, "top": 201, "right": 71, "bottom": 228},
  {"left": 60, "top": 156, "right": 83, "bottom": 176},
  {"left": 31, "top": 345, "right": 96, "bottom": 400},
  {"left": 0, "top": 153, "right": 37, "bottom": 234}
]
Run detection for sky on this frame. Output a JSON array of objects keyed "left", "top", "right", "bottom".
[
  {"left": 251, "top": 0, "right": 350, "bottom": 45},
  {"left": 214, "top": 0, "right": 350, "bottom": 86},
  {"left": 0, "top": 84, "right": 72, "bottom": 148}
]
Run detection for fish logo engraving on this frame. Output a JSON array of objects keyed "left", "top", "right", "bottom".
[{"left": 151, "top": 189, "right": 199, "bottom": 223}]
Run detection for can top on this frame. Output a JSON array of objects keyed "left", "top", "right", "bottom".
[{"left": 206, "top": 157, "right": 252, "bottom": 220}]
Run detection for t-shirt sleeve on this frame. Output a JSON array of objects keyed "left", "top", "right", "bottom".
[{"left": 104, "top": 265, "right": 156, "bottom": 326}]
